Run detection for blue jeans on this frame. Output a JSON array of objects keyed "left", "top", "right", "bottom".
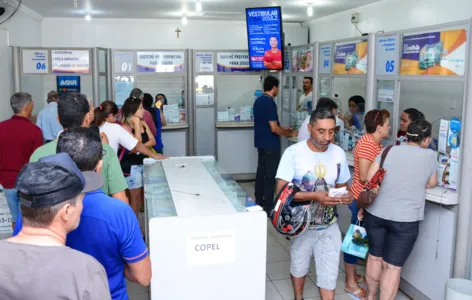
[
  {"left": 4, "top": 188, "right": 19, "bottom": 223},
  {"left": 343, "top": 199, "right": 364, "bottom": 264}
]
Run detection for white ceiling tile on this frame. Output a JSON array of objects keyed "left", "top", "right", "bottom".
[{"left": 22, "top": 0, "right": 382, "bottom": 22}]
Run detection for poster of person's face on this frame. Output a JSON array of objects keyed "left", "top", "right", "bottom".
[
  {"left": 292, "top": 47, "right": 314, "bottom": 73},
  {"left": 269, "top": 37, "right": 279, "bottom": 50}
]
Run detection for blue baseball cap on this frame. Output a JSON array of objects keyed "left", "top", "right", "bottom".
[{"left": 16, "top": 153, "right": 103, "bottom": 208}]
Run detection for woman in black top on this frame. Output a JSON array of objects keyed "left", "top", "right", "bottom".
[{"left": 120, "top": 96, "right": 156, "bottom": 217}]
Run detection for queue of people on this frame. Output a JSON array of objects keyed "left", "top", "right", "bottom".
[
  {"left": 0, "top": 88, "right": 171, "bottom": 299},
  {"left": 254, "top": 75, "right": 437, "bottom": 300}
]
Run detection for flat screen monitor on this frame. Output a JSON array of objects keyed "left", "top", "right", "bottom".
[{"left": 245, "top": 6, "right": 284, "bottom": 71}]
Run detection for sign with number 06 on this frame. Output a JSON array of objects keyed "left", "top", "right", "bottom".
[{"left": 22, "top": 49, "right": 49, "bottom": 74}]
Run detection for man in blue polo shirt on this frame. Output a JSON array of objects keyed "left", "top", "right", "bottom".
[
  {"left": 253, "top": 76, "right": 298, "bottom": 215},
  {"left": 14, "top": 127, "right": 151, "bottom": 300}
]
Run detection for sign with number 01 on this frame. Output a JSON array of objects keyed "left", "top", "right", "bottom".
[
  {"left": 375, "top": 35, "right": 399, "bottom": 76},
  {"left": 22, "top": 49, "right": 49, "bottom": 74},
  {"left": 114, "top": 51, "right": 134, "bottom": 74}
]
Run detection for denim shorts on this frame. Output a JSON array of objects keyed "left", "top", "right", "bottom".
[
  {"left": 364, "top": 210, "right": 419, "bottom": 267},
  {"left": 125, "top": 165, "right": 144, "bottom": 190},
  {"left": 3, "top": 188, "right": 19, "bottom": 222}
]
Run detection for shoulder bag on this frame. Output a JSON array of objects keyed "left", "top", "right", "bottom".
[{"left": 356, "top": 145, "right": 394, "bottom": 209}]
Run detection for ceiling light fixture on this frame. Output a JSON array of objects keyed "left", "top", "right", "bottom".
[
  {"left": 85, "top": 13, "right": 92, "bottom": 21},
  {"left": 182, "top": 15, "right": 188, "bottom": 26},
  {"left": 196, "top": 1, "right": 202, "bottom": 13},
  {"left": 307, "top": 6, "right": 313, "bottom": 17}
]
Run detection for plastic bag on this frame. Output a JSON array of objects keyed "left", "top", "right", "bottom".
[{"left": 341, "top": 222, "right": 369, "bottom": 259}]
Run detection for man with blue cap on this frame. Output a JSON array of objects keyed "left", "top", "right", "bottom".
[{"left": 0, "top": 153, "right": 111, "bottom": 299}]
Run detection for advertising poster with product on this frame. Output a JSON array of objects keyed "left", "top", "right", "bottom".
[
  {"left": 246, "top": 6, "right": 283, "bottom": 70},
  {"left": 52, "top": 50, "right": 90, "bottom": 74},
  {"left": 136, "top": 51, "right": 185, "bottom": 73},
  {"left": 333, "top": 42, "right": 368, "bottom": 74},
  {"left": 400, "top": 29, "right": 467, "bottom": 76},
  {"left": 216, "top": 52, "right": 251, "bottom": 72},
  {"left": 292, "top": 47, "right": 314, "bottom": 73}
]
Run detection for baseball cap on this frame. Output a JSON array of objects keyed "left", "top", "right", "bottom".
[{"left": 16, "top": 153, "right": 103, "bottom": 208}]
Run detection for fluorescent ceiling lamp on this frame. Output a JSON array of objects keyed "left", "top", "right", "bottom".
[
  {"left": 307, "top": 6, "right": 313, "bottom": 17},
  {"left": 85, "top": 14, "right": 92, "bottom": 21},
  {"left": 196, "top": 1, "right": 202, "bottom": 12},
  {"left": 182, "top": 15, "right": 188, "bottom": 25}
]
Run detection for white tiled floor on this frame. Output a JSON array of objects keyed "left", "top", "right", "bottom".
[{"left": 128, "top": 181, "right": 411, "bottom": 300}]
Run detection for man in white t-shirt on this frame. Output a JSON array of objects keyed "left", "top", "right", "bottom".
[
  {"left": 296, "top": 77, "right": 313, "bottom": 112},
  {"left": 298, "top": 97, "right": 343, "bottom": 142},
  {"left": 276, "top": 109, "right": 354, "bottom": 300}
]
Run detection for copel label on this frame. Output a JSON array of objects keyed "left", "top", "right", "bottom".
[{"left": 186, "top": 231, "right": 235, "bottom": 265}]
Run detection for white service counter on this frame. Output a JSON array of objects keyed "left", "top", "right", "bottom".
[
  {"left": 161, "top": 123, "right": 189, "bottom": 157},
  {"left": 143, "top": 156, "right": 266, "bottom": 300},
  {"left": 216, "top": 122, "right": 257, "bottom": 176}
]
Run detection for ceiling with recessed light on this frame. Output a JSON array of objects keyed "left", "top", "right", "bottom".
[{"left": 22, "top": 0, "right": 381, "bottom": 22}]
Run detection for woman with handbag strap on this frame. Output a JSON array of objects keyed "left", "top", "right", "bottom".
[
  {"left": 345, "top": 109, "right": 390, "bottom": 299},
  {"left": 359, "top": 119, "right": 438, "bottom": 300}
]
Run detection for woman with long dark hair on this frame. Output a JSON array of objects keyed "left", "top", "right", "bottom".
[{"left": 120, "top": 97, "right": 157, "bottom": 217}]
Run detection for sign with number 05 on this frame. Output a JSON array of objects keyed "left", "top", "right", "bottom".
[{"left": 375, "top": 35, "right": 399, "bottom": 76}]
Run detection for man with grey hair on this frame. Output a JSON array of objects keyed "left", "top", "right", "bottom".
[
  {"left": 37, "top": 90, "right": 63, "bottom": 143},
  {"left": 0, "top": 92, "right": 43, "bottom": 230}
]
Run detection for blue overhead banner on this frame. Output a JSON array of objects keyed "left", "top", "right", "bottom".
[
  {"left": 57, "top": 76, "right": 81, "bottom": 95},
  {"left": 246, "top": 6, "right": 284, "bottom": 71}
]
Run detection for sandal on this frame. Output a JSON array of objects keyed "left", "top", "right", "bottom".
[
  {"left": 344, "top": 287, "right": 367, "bottom": 299},
  {"left": 357, "top": 274, "right": 366, "bottom": 284}
]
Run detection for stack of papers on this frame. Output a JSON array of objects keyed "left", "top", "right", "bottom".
[{"left": 164, "top": 104, "right": 180, "bottom": 123}]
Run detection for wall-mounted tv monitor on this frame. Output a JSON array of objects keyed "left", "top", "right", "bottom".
[{"left": 245, "top": 6, "right": 284, "bottom": 71}]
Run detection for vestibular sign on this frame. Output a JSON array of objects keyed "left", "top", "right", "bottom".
[{"left": 186, "top": 231, "right": 235, "bottom": 265}]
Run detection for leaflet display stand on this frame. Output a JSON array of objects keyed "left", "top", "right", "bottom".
[{"left": 144, "top": 156, "right": 267, "bottom": 300}]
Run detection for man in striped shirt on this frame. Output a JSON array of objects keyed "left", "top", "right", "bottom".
[{"left": 345, "top": 109, "right": 390, "bottom": 298}]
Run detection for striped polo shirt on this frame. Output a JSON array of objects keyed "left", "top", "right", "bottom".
[{"left": 351, "top": 134, "right": 382, "bottom": 199}]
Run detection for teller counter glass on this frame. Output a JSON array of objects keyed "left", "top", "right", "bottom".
[
  {"left": 114, "top": 75, "right": 135, "bottom": 106},
  {"left": 399, "top": 80, "right": 464, "bottom": 149},
  {"left": 136, "top": 74, "right": 186, "bottom": 123},
  {"left": 195, "top": 75, "right": 215, "bottom": 106},
  {"left": 290, "top": 75, "right": 312, "bottom": 130},
  {"left": 377, "top": 80, "right": 395, "bottom": 139},
  {"left": 144, "top": 158, "right": 249, "bottom": 219},
  {"left": 21, "top": 75, "right": 94, "bottom": 117},
  {"left": 332, "top": 77, "right": 367, "bottom": 117},
  {"left": 319, "top": 77, "right": 331, "bottom": 98},
  {"left": 216, "top": 75, "right": 261, "bottom": 122}
]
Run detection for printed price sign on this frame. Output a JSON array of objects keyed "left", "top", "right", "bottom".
[
  {"left": 22, "top": 49, "right": 49, "bottom": 74},
  {"left": 0, "top": 189, "right": 13, "bottom": 235},
  {"left": 375, "top": 35, "right": 399, "bottom": 76}
]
